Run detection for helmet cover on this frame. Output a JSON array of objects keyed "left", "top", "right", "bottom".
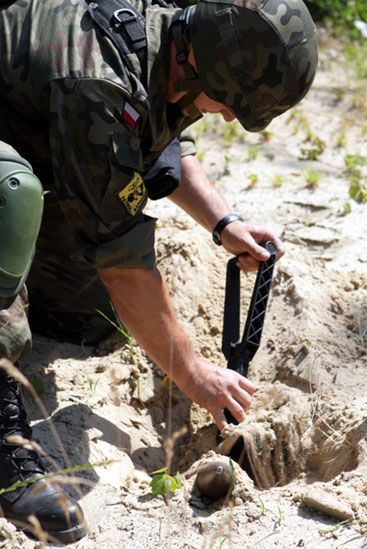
[{"left": 189, "top": 0, "right": 318, "bottom": 131}]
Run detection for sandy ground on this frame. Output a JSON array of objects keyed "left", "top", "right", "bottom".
[{"left": 1, "top": 32, "right": 367, "bottom": 549}]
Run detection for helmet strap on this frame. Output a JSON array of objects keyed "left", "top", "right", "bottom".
[{"left": 171, "top": 7, "right": 202, "bottom": 118}]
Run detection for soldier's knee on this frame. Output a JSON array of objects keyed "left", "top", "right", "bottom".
[
  {"left": 0, "top": 287, "right": 32, "bottom": 361},
  {"left": 0, "top": 142, "right": 44, "bottom": 307}
]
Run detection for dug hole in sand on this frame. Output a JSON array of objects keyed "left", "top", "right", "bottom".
[{"left": 2, "top": 33, "right": 366, "bottom": 548}]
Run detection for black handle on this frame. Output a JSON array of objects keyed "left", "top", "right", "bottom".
[
  {"left": 222, "top": 241, "right": 277, "bottom": 425},
  {"left": 240, "top": 241, "right": 277, "bottom": 358},
  {"left": 222, "top": 257, "right": 241, "bottom": 361}
]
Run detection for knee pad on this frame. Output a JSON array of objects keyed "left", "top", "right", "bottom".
[{"left": 0, "top": 149, "right": 44, "bottom": 304}]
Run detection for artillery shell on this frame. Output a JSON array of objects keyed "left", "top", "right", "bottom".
[{"left": 196, "top": 461, "right": 233, "bottom": 501}]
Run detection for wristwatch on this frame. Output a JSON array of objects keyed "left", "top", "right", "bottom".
[{"left": 212, "top": 214, "right": 241, "bottom": 246}]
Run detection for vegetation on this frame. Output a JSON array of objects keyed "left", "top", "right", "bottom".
[
  {"left": 246, "top": 173, "right": 259, "bottom": 189},
  {"left": 343, "top": 154, "right": 367, "bottom": 203},
  {"left": 303, "top": 168, "right": 323, "bottom": 189},
  {"left": 149, "top": 467, "right": 183, "bottom": 500},
  {"left": 305, "top": 0, "right": 367, "bottom": 38},
  {"left": 306, "top": 1, "right": 367, "bottom": 80},
  {"left": 0, "top": 460, "right": 112, "bottom": 497},
  {"left": 345, "top": 42, "right": 367, "bottom": 78},
  {"left": 272, "top": 174, "right": 285, "bottom": 188}
]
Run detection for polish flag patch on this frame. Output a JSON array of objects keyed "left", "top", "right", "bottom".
[{"left": 122, "top": 101, "right": 140, "bottom": 130}]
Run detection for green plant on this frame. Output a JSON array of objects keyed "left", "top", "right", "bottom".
[
  {"left": 344, "top": 153, "right": 367, "bottom": 169},
  {"left": 192, "top": 116, "right": 214, "bottom": 138},
  {"left": 319, "top": 518, "right": 353, "bottom": 537},
  {"left": 343, "top": 154, "right": 367, "bottom": 202},
  {"left": 223, "top": 154, "right": 232, "bottom": 175},
  {"left": 303, "top": 169, "right": 323, "bottom": 188},
  {"left": 133, "top": 375, "right": 143, "bottom": 404},
  {"left": 334, "top": 87, "right": 346, "bottom": 103},
  {"left": 149, "top": 466, "right": 183, "bottom": 500},
  {"left": 87, "top": 376, "right": 99, "bottom": 396},
  {"left": 197, "top": 149, "right": 206, "bottom": 162},
  {"left": 335, "top": 132, "right": 347, "bottom": 148},
  {"left": 259, "top": 129, "right": 273, "bottom": 142},
  {"left": 349, "top": 181, "right": 367, "bottom": 202},
  {"left": 221, "top": 121, "right": 241, "bottom": 146},
  {"left": 272, "top": 174, "right": 285, "bottom": 188},
  {"left": 345, "top": 42, "right": 367, "bottom": 79},
  {"left": 304, "top": 0, "right": 367, "bottom": 38},
  {"left": 277, "top": 506, "right": 285, "bottom": 521},
  {"left": 299, "top": 135, "right": 326, "bottom": 161},
  {"left": 161, "top": 376, "right": 173, "bottom": 392},
  {"left": 96, "top": 305, "right": 136, "bottom": 363},
  {"left": 229, "top": 458, "right": 236, "bottom": 483},
  {"left": 246, "top": 173, "right": 259, "bottom": 189},
  {"left": 339, "top": 201, "right": 352, "bottom": 216},
  {"left": 258, "top": 496, "right": 269, "bottom": 516},
  {"left": 248, "top": 144, "right": 260, "bottom": 160},
  {"left": 287, "top": 109, "right": 310, "bottom": 134}
]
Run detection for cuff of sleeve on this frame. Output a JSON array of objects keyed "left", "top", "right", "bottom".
[
  {"left": 78, "top": 215, "right": 157, "bottom": 270},
  {"left": 179, "top": 130, "right": 197, "bottom": 157}
]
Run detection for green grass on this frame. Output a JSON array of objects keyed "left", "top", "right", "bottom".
[
  {"left": 246, "top": 173, "right": 259, "bottom": 189},
  {"left": 345, "top": 42, "right": 367, "bottom": 79},
  {"left": 272, "top": 174, "right": 286, "bottom": 188},
  {"left": 303, "top": 169, "right": 323, "bottom": 189},
  {"left": 0, "top": 460, "right": 112, "bottom": 496}
]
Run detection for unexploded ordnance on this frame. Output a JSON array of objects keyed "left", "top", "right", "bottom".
[{"left": 195, "top": 461, "right": 233, "bottom": 500}]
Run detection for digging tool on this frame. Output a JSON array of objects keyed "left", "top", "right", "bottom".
[{"left": 222, "top": 241, "right": 277, "bottom": 424}]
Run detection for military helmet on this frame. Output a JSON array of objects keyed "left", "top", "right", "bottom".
[{"left": 174, "top": 0, "right": 318, "bottom": 131}]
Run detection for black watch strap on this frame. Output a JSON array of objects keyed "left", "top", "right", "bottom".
[{"left": 212, "top": 214, "right": 241, "bottom": 245}]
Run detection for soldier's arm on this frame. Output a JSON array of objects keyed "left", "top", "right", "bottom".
[
  {"left": 98, "top": 264, "right": 257, "bottom": 430},
  {"left": 170, "top": 154, "right": 284, "bottom": 271}
]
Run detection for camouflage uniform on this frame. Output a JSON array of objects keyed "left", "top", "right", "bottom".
[{"left": 0, "top": 0, "right": 198, "bottom": 357}]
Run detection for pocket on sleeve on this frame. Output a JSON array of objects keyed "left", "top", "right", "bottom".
[{"left": 98, "top": 133, "right": 147, "bottom": 231}]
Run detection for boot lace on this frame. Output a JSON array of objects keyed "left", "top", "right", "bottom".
[{"left": 0, "top": 375, "right": 45, "bottom": 478}]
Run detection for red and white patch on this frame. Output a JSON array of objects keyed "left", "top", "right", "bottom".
[{"left": 122, "top": 101, "right": 140, "bottom": 130}]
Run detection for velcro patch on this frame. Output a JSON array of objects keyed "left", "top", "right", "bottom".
[
  {"left": 118, "top": 172, "right": 146, "bottom": 216},
  {"left": 122, "top": 101, "right": 140, "bottom": 130}
]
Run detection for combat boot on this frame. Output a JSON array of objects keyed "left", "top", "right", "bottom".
[{"left": 0, "top": 371, "right": 87, "bottom": 544}]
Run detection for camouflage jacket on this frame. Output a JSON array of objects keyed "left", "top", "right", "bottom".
[{"left": 0, "top": 0, "right": 197, "bottom": 269}]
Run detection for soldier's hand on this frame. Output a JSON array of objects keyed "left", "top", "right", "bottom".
[
  {"left": 175, "top": 358, "right": 257, "bottom": 431},
  {"left": 220, "top": 220, "right": 284, "bottom": 272}
]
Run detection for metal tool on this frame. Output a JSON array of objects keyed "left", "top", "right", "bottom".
[{"left": 222, "top": 241, "right": 277, "bottom": 424}]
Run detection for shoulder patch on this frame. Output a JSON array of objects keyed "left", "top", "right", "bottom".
[
  {"left": 118, "top": 172, "right": 146, "bottom": 216},
  {"left": 122, "top": 101, "right": 141, "bottom": 130}
]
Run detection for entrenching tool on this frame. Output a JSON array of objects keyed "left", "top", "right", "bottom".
[
  {"left": 222, "top": 241, "right": 277, "bottom": 425},
  {"left": 196, "top": 242, "right": 278, "bottom": 500}
]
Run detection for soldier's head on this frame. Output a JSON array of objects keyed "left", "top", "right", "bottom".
[{"left": 171, "top": 0, "right": 318, "bottom": 131}]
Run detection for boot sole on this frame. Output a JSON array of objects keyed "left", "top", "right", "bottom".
[
  {"left": 3, "top": 515, "right": 87, "bottom": 545},
  {"left": 35, "top": 522, "right": 87, "bottom": 545}
]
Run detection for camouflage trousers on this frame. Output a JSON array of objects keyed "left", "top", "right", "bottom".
[{"left": 0, "top": 189, "right": 115, "bottom": 363}]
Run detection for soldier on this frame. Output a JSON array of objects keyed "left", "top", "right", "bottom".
[{"left": 0, "top": 0, "right": 318, "bottom": 543}]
